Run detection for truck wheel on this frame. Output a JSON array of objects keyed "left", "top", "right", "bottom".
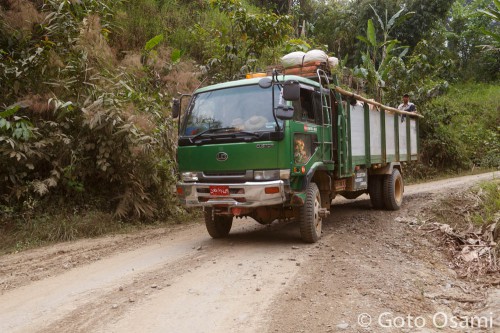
[
  {"left": 299, "top": 183, "right": 322, "bottom": 243},
  {"left": 383, "top": 168, "right": 404, "bottom": 210},
  {"left": 204, "top": 208, "right": 232, "bottom": 238},
  {"left": 369, "top": 175, "right": 385, "bottom": 209}
]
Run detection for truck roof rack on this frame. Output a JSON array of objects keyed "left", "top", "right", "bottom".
[{"left": 264, "top": 62, "right": 334, "bottom": 86}]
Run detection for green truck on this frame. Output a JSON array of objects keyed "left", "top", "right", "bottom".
[{"left": 173, "top": 69, "right": 420, "bottom": 243}]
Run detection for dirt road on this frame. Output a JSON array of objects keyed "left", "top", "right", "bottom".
[{"left": 0, "top": 172, "right": 498, "bottom": 333}]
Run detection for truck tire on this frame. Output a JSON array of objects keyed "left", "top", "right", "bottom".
[
  {"left": 299, "top": 182, "right": 322, "bottom": 243},
  {"left": 383, "top": 168, "right": 404, "bottom": 210},
  {"left": 369, "top": 175, "right": 385, "bottom": 209},
  {"left": 204, "top": 208, "right": 232, "bottom": 238}
]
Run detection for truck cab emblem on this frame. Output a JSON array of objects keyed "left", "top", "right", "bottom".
[{"left": 216, "top": 152, "right": 228, "bottom": 161}]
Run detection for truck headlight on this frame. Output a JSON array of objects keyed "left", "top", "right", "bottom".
[
  {"left": 181, "top": 172, "right": 199, "bottom": 182},
  {"left": 254, "top": 170, "right": 279, "bottom": 181},
  {"left": 254, "top": 169, "right": 290, "bottom": 181}
]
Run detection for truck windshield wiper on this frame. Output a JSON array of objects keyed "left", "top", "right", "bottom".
[{"left": 191, "top": 127, "right": 259, "bottom": 142}]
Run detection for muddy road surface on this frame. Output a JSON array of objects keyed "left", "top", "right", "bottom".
[{"left": 1, "top": 172, "right": 498, "bottom": 333}]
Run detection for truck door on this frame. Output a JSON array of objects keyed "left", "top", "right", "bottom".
[{"left": 290, "top": 87, "right": 322, "bottom": 165}]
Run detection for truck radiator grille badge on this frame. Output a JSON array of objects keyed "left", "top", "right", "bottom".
[{"left": 216, "top": 152, "right": 228, "bottom": 161}]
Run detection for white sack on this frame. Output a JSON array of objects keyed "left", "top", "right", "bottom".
[
  {"left": 303, "top": 49, "right": 328, "bottom": 63},
  {"left": 281, "top": 51, "right": 306, "bottom": 68}
]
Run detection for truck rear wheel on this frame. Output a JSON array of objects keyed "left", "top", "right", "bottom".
[
  {"left": 299, "top": 183, "right": 322, "bottom": 243},
  {"left": 383, "top": 168, "right": 404, "bottom": 210},
  {"left": 369, "top": 175, "right": 385, "bottom": 209},
  {"left": 204, "top": 208, "right": 232, "bottom": 238}
]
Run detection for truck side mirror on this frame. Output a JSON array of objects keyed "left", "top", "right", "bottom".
[
  {"left": 275, "top": 104, "right": 294, "bottom": 120},
  {"left": 172, "top": 98, "right": 180, "bottom": 118},
  {"left": 282, "top": 80, "right": 300, "bottom": 101}
]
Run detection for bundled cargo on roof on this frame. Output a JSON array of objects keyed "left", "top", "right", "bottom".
[{"left": 280, "top": 50, "right": 338, "bottom": 77}]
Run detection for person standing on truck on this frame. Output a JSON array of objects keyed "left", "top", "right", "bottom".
[{"left": 398, "top": 93, "right": 416, "bottom": 122}]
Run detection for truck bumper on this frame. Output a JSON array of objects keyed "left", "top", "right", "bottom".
[{"left": 176, "top": 181, "right": 289, "bottom": 208}]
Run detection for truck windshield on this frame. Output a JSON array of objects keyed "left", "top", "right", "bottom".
[{"left": 181, "top": 84, "right": 282, "bottom": 137}]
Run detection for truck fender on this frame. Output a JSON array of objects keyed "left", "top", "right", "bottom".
[
  {"left": 291, "top": 162, "right": 330, "bottom": 207},
  {"left": 370, "top": 162, "right": 401, "bottom": 176},
  {"left": 304, "top": 162, "right": 330, "bottom": 190}
]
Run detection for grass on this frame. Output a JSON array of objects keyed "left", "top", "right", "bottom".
[
  {"left": 441, "top": 82, "right": 500, "bottom": 111},
  {"left": 0, "top": 208, "right": 202, "bottom": 255},
  {"left": 470, "top": 180, "right": 500, "bottom": 227},
  {"left": 0, "top": 211, "right": 128, "bottom": 255},
  {"left": 421, "top": 82, "right": 500, "bottom": 170}
]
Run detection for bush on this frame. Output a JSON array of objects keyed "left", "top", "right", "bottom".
[
  {"left": 0, "top": 0, "right": 178, "bottom": 220},
  {"left": 418, "top": 82, "right": 500, "bottom": 172}
]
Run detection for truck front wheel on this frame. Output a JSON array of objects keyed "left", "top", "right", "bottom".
[
  {"left": 204, "top": 208, "right": 232, "bottom": 238},
  {"left": 383, "top": 168, "right": 404, "bottom": 210},
  {"left": 299, "top": 182, "right": 322, "bottom": 243}
]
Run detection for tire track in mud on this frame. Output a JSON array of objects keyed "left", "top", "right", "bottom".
[{"left": 0, "top": 220, "right": 310, "bottom": 333}]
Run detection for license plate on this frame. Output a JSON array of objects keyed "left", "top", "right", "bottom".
[{"left": 210, "top": 186, "right": 230, "bottom": 196}]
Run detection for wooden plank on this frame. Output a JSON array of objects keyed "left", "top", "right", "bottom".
[{"left": 334, "top": 86, "right": 423, "bottom": 118}]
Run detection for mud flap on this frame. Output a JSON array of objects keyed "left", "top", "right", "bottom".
[{"left": 291, "top": 192, "right": 306, "bottom": 206}]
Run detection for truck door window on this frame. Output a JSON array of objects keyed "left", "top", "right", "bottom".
[
  {"left": 312, "top": 91, "right": 323, "bottom": 124},
  {"left": 294, "top": 133, "right": 317, "bottom": 164},
  {"left": 293, "top": 88, "right": 319, "bottom": 124}
]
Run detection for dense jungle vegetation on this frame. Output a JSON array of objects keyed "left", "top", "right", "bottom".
[{"left": 0, "top": 0, "right": 499, "bottom": 248}]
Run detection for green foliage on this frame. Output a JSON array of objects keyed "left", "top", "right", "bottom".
[
  {"left": 442, "top": 0, "right": 500, "bottom": 81},
  {"left": 0, "top": 0, "right": 178, "bottom": 220},
  {"left": 307, "top": 0, "right": 361, "bottom": 62},
  {"left": 395, "top": 0, "right": 456, "bottom": 49},
  {"left": 144, "top": 34, "right": 164, "bottom": 52},
  {"left": 419, "top": 82, "right": 500, "bottom": 170},
  {"left": 142, "top": 33, "right": 165, "bottom": 65},
  {"left": 0, "top": 105, "right": 35, "bottom": 142},
  {"left": 171, "top": 49, "right": 183, "bottom": 63},
  {"left": 477, "top": 0, "right": 500, "bottom": 52},
  {"left": 354, "top": 6, "right": 412, "bottom": 101},
  {"left": 470, "top": 181, "right": 500, "bottom": 227},
  {"left": 0, "top": 0, "right": 498, "bottom": 236},
  {"left": 383, "top": 43, "right": 451, "bottom": 108},
  {"left": 0, "top": 210, "right": 126, "bottom": 254},
  {"left": 112, "top": 0, "right": 171, "bottom": 50},
  {"left": 283, "top": 38, "right": 311, "bottom": 53},
  {"left": 198, "top": 0, "right": 292, "bottom": 81}
]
